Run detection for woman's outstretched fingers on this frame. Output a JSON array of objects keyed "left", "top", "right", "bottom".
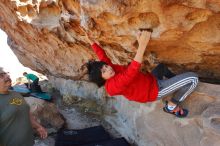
[
  {"left": 137, "top": 30, "right": 151, "bottom": 48},
  {"left": 82, "top": 29, "right": 94, "bottom": 45},
  {"left": 136, "top": 31, "right": 141, "bottom": 42}
]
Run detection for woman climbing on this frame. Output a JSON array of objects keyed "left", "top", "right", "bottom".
[{"left": 84, "top": 29, "right": 198, "bottom": 118}]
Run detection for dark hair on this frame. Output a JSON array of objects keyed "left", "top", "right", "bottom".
[
  {"left": 23, "top": 72, "right": 27, "bottom": 76},
  {"left": 86, "top": 60, "right": 107, "bottom": 87}
]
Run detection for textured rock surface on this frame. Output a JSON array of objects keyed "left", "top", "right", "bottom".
[
  {"left": 1, "top": 1, "right": 220, "bottom": 145},
  {"left": 0, "top": 0, "right": 220, "bottom": 82},
  {"left": 25, "top": 96, "right": 64, "bottom": 129},
  {"left": 49, "top": 78, "right": 220, "bottom": 146}
]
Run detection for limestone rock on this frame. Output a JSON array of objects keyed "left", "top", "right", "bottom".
[
  {"left": 49, "top": 77, "right": 220, "bottom": 146},
  {"left": 0, "top": 1, "right": 220, "bottom": 145},
  {"left": 25, "top": 97, "right": 64, "bottom": 129},
  {"left": 0, "top": 0, "right": 219, "bottom": 82}
]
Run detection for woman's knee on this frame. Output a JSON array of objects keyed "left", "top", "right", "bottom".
[
  {"left": 187, "top": 72, "right": 199, "bottom": 86},
  {"left": 180, "top": 72, "right": 199, "bottom": 86},
  {"left": 185, "top": 72, "right": 198, "bottom": 78}
]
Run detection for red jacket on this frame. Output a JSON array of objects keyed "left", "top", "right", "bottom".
[{"left": 91, "top": 43, "right": 159, "bottom": 103}]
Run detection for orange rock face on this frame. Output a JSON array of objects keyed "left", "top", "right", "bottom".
[{"left": 0, "top": 0, "right": 219, "bottom": 83}]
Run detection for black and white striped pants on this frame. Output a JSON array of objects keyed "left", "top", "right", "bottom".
[{"left": 151, "top": 64, "right": 199, "bottom": 104}]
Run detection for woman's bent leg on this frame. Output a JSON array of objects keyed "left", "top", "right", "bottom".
[{"left": 156, "top": 72, "right": 199, "bottom": 104}]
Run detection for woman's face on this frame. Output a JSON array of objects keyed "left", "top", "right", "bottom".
[{"left": 101, "top": 65, "right": 115, "bottom": 80}]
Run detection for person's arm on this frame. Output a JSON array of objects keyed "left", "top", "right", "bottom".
[
  {"left": 91, "top": 43, "right": 113, "bottom": 65},
  {"left": 29, "top": 112, "right": 48, "bottom": 139},
  {"left": 105, "top": 60, "right": 141, "bottom": 95},
  {"left": 84, "top": 31, "right": 113, "bottom": 65},
  {"left": 27, "top": 79, "right": 31, "bottom": 88},
  {"left": 105, "top": 31, "right": 151, "bottom": 95},
  {"left": 24, "top": 74, "right": 31, "bottom": 88},
  {"left": 84, "top": 31, "right": 95, "bottom": 46},
  {"left": 134, "top": 31, "right": 151, "bottom": 63}
]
